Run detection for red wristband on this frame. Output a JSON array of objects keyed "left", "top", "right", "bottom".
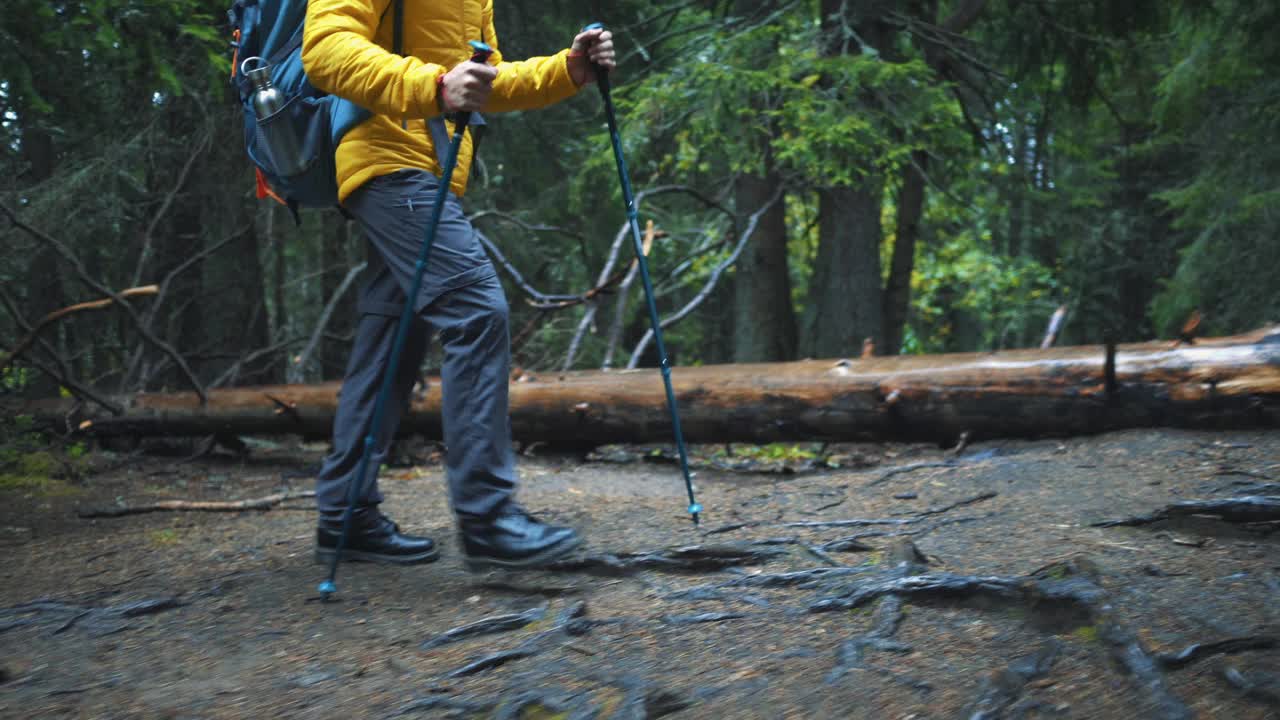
[{"left": 435, "top": 73, "right": 452, "bottom": 113}]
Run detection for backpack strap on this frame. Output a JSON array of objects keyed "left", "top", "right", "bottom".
[
  {"left": 390, "top": 0, "right": 479, "bottom": 174},
  {"left": 392, "top": 0, "right": 404, "bottom": 58}
]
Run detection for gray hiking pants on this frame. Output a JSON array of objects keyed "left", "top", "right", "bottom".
[{"left": 315, "top": 169, "right": 515, "bottom": 523}]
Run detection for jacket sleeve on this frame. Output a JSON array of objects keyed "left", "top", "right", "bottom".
[
  {"left": 481, "top": 0, "right": 582, "bottom": 113},
  {"left": 302, "top": 0, "right": 443, "bottom": 120}
]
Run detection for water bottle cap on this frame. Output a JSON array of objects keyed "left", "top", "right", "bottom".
[{"left": 241, "top": 56, "right": 271, "bottom": 82}]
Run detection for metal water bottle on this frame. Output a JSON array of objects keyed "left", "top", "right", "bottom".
[
  {"left": 243, "top": 56, "right": 284, "bottom": 116},
  {"left": 242, "top": 56, "right": 303, "bottom": 175}
]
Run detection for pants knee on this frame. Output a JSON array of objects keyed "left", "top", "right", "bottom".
[{"left": 475, "top": 292, "right": 509, "bottom": 335}]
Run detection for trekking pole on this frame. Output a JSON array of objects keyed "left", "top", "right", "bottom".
[
  {"left": 319, "top": 41, "right": 494, "bottom": 600},
  {"left": 582, "top": 23, "right": 702, "bottom": 526}
]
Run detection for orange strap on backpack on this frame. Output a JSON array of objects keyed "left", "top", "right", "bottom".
[{"left": 255, "top": 167, "right": 287, "bottom": 206}]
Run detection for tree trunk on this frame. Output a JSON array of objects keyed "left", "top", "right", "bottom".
[
  {"left": 882, "top": 153, "right": 928, "bottom": 356},
  {"left": 33, "top": 326, "right": 1280, "bottom": 446},
  {"left": 729, "top": 0, "right": 797, "bottom": 364},
  {"left": 803, "top": 184, "right": 885, "bottom": 358},
  {"left": 804, "top": 0, "right": 890, "bottom": 359},
  {"left": 205, "top": 215, "right": 272, "bottom": 384},
  {"left": 733, "top": 170, "right": 796, "bottom": 362},
  {"left": 268, "top": 205, "right": 289, "bottom": 380},
  {"left": 18, "top": 122, "right": 65, "bottom": 397}
]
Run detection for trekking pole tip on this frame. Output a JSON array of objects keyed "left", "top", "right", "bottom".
[
  {"left": 318, "top": 580, "right": 337, "bottom": 598},
  {"left": 689, "top": 504, "right": 702, "bottom": 525}
]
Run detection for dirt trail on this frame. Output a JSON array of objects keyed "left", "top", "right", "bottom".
[{"left": 1, "top": 428, "right": 1278, "bottom": 719}]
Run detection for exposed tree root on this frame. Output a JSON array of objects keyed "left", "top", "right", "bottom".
[
  {"left": 420, "top": 605, "right": 547, "bottom": 651},
  {"left": 445, "top": 647, "right": 540, "bottom": 679},
  {"left": 810, "top": 557, "right": 1194, "bottom": 719},
  {"left": 1156, "top": 637, "right": 1278, "bottom": 669},
  {"left": 545, "top": 543, "right": 785, "bottom": 575},
  {"left": 1092, "top": 495, "right": 1280, "bottom": 528},
  {"left": 392, "top": 696, "right": 495, "bottom": 717},
  {"left": 865, "top": 461, "right": 957, "bottom": 487},
  {"left": 963, "top": 640, "right": 1062, "bottom": 719},
  {"left": 662, "top": 587, "right": 770, "bottom": 608},
  {"left": 1221, "top": 666, "right": 1280, "bottom": 707},
  {"left": 826, "top": 541, "right": 921, "bottom": 684},
  {"left": 1, "top": 596, "right": 183, "bottom": 637},
  {"left": 783, "top": 493, "right": 996, "bottom": 529},
  {"left": 78, "top": 490, "right": 316, "bottom": 518},
  {"left": 916, "top": 490, "right": 999, "bottom": 517},
  {"left": 722, "top": 566, "right": 876, "bottom": 589},
  {"left": 702, "top": 522, "right": 757, "bottom": 536},
  {"left": 660, "top": 612, "right": 748, "bottom": 625}
]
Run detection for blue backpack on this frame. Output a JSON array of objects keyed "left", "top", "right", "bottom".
[{"left": 227, "top": 0, "right": 405, "bottom": 215}]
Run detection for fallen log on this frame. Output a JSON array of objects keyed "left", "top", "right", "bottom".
[{"left": 24, "top": 325, "right": 1280, "bottom": 445}]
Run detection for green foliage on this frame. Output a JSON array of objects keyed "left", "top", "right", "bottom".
[
  {"left": 1145, "top": 0, "right": 1280, "bottom": 334},
  {"left": 714, "top": 443, "right": 821, "bottom": 464},
  {"left": 1, "top": 366, "right": 31, "bottom": 393},
  {"left": 0, "top": 414, "right": 87, "bottom": 494},
  {"left": 910, "top": 231, "right": 1059, "bottom": 353}
]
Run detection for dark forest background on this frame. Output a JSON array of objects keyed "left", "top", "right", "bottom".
[{"left": 2, "top": 0, "right": 1276, "bottom": 403}]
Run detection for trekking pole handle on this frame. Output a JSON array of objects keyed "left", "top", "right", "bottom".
[
  {"left": 468, "top": 40, "right": 493, "bottom": 65},
  {"left": 580, "top": 23, "right": 611, "bottom": 92},
  {"left": 447, "top": 41, "right": 493, "bottom": 127}
]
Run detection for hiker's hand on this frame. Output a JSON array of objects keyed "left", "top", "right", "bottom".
[
  {"left": 568, "top": 27, "right": 615, "bottom": 86},
  {"left": 439, "top": 60, "right": 498, "bottom": 113}
]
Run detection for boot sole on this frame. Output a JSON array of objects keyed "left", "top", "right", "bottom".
[
  {"left": 315, "top": 546, "right": 441, "bottom": 566},
  {"left": 463, "top": 534, "right": 584, "bottom": 572}
]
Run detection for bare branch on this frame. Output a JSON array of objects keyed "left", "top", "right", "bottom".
[
  {"left": 627, "top": 187, "right": 785, "bottom": 369},
  {"left": 209, "top": 337, "right": 301, "bottom": 390},
  {"left": 528, "top": 223, "right": 660, "bottom": 311},
  {"left": 941, "top": 0, "right": 988, "bottom": 33},
  {"left": 0, "top": 202, "right": 207, "bottom": 403},
  {"left": 122, "top": 226, "right": 246, "bottom": 393},
  {"left": 131, "top": 128, "right": 213, "bottom": 287},
  {"left": 288, "top": 262, "right": 367, "bottom": 384},
  {"left": 1, "top": 286, "right": 158, "bottom": 373},
  {"left": 0, "top": 287, "right": 124, "bottom": 416},
  {"left": 473, "top": 229, "right": 579, "bottom": 305}
]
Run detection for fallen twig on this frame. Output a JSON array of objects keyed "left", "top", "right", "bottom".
[{"left": 78, "top": 490, "right": 316, "bottom": 518}]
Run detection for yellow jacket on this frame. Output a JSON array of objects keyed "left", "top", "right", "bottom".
[{"left": 302, "top": 0, "right": 581, "bottom": 202}]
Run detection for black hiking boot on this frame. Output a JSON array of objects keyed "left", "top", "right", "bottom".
[
  {"left": 315, "top": 510, "right": 439, "bottom": 565},
  {"left": 459, "top": 505, "right": 582, "bottom": 571}
]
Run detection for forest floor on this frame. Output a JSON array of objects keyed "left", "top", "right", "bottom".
[{"left": 1, "top": 428, "right": 1278, "bottom": 719}]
